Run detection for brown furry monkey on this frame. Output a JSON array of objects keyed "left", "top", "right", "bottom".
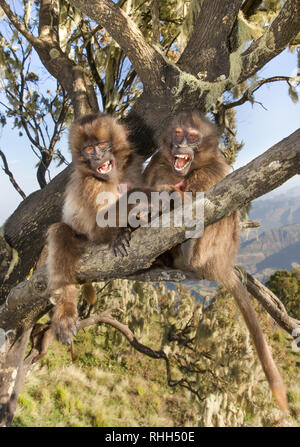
[
  {"left": 143, "top": 111, "right": 288, "bottom": 413},
  {"left": 47, "top": 113, "right": 143, "bottom": 345}
]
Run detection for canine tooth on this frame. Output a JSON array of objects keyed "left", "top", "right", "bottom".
[{"left": 175, "top": 154, "right": 190, "bottom": 159}]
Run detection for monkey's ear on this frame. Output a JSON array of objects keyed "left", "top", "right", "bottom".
[
  {"left": 111, "top": 122, "right": 131, "bottom": 153},
  {"left": 158, "top": 129, "right": 172, "bottom": 151},
  {"left": 69, "top": 122, "right": 84, "bottom": 153}
]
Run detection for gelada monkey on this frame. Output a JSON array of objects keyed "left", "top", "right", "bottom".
[
  {"left": 143, "top": 111, "right": 288, "bottom": 413},
  {"left": 47, "top": 113, "right": 143, "bottom": 345}
]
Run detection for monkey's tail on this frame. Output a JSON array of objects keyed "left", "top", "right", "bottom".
[
  {"left": 82, "top": 282, "right": 97, "bottom": 305},
  {"left": 46, "top": 222, "right": 86, "bottom": 292},
  {"left": 223, "top": 271, "right": 288, "bottom": 414}
]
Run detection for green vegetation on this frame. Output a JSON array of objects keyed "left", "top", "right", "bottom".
[
  {"left": 13, "top": 280, "right": 300, "bottom": 427},
  {"left": 266, "top": 268, "right": 300, "bottom": 319}
]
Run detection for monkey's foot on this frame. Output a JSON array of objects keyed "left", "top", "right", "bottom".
[
  {"left": 113, "top": 228, "right": 132, "bottom": 257},
  {"left": 51, "top": 301, "right": 78, "bottom": 345}
]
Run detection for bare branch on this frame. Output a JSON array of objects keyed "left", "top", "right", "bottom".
[
  {"left": 240, "top": 220, "right": 260, "bottom": 229},
  {"left": 239, "top": 268, "right": 300, "bottom": 333},
  {"left": 25, "top": 304, "right": 168, "bottom": 364},
  {"left": 224, "top": 76, "right": 294, "bottom": 109},
  {"left": 85, "top": 39, "right": 107, "bottom": 107},
  {"left": 0, "top": 149, "right": 26, "bottom": 200},
  {"left": 36, "top": 88, "right": 70, "bottom": 189},
  {"left": 81, "top": 311, "right": 167, "bottom": 360},
  {"left": 68, "top": 0, "right": 166, "bottom": 92}
]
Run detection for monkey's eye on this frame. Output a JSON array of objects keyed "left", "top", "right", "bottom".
[
  {"left": 175, "top": 128, "right": 184, "bottom": 138},
  {"left": 95, "top": 141, "right": 108, "bottom": 150},
  {"left": 188, "top": 133, "right": 199, "bottom": 142},
  {"left": 83, "top": 145, "right": 94, "bottom": 154}
]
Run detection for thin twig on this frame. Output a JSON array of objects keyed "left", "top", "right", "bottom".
[
  {"left": 0, "top": 149, "right": 26, "bottom": 200},
  {"left": 224, "top": 76, "right": 294, "bottom": 110}
]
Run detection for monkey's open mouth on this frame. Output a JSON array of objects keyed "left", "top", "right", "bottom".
[
  {"left": 174, "top": 154, "right": 191, "bottom": 171},
  {"left": 97, "top": 160, "right": 113, "bottom": 174}
]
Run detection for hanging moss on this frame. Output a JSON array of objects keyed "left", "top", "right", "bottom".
[
  {"left": 236, "top": 11, "right": 264, "bottom": 48},
  {"left": 179, "top": 0, "right": 204, "bottom": 46}
]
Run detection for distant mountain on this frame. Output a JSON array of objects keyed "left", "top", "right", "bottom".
[
  {"left": 238, "top": 224, "right": 300, "bottom": 282},
  {"left": 255, "top": 185, "right": 300, "bottom": 201},
  {"left": 249, "top": 187, "right": 300, "bottom": 233},
  {"left": 175, "top": 188, "right": 300, "bottom": 293}
]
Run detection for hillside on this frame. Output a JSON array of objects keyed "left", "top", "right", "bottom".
[
  {"left": 249, "top": 187, "right": 300, "bottom": 233},
  {"left": 13, "top": 290, "right": 300, "bottom": 427},
  {"left": 237, "top": 187, "right": 300, "bottom": 282},
  {"left": 238, "top": 224, "right": 300, "bottom": 282}
]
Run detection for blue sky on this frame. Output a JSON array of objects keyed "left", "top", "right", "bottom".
[
  {"left": 234, "top": 50, "right": 300, "bottom": 184},
  {"left": 0, "top": 49, "right": 299, "bottom": 225}
]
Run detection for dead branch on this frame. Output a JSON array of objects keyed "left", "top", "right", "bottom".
[
  {"left": 224, "top": 76, "right": 296, "bottom": 110},
  {"left": 240, "top": 220, "right": 260, "bottom": 229},
  {"left": 0, "top": 149, "right": 26, "bottom": 200},
  {"left": 239, "top": 268, "right": 300, "bottom": 333}
]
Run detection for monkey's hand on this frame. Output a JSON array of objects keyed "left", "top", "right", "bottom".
[
  {"left": 113, "top": 228, "right": 132, "bottom": 257},
  {"left": 51, "top": 299, "right": 78, "bottom": 345}
]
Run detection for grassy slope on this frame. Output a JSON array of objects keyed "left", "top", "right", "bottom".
[
  {"left": 13, "top": 301, "right": 300, "bottom": 427},
  {"left": 14, "top": 325, "right": 197, "bottom": 427}
]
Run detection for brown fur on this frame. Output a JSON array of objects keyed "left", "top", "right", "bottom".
[
  {"left": 144, "top": 111, "right": 288, "bottom": 413},
  {"left": 47, "top": 113, "right": 143, "bottom": 345}
]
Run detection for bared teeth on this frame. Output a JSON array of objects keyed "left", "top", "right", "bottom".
[
  {"left": 176, "top": 154, "right": 189, "bottom": 160},
  {"left": 174, "top": 154, "right": 191, "bottom": 171},
  {"left": 98, "top": 160, "right": 112, "bottom": 173}
]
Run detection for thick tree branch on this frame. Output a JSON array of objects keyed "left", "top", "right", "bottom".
[
  {"left": 0, "top": 330, "right": 31, "bottom": 426},
  {"left": 1, "top": 128, "right": 299, "bottom": 339},
  {"left": 238, "top": 0, "right": 300, "bottom": 83},
  {"left": 178, "top": 0, "right": 244, "bottom": 80},
  {"left": 151, "top": 0, "right": 160, "bottom": 46},
  {"left": 0, "top": 165, "right": 73, "bottom": 304},
  {"left": 38, "top": 0, "right": 59, "bottom": 41},
  {"left": 68, "top": 0, "right": 166, "bottom": 93},
  {"left": 242, "top": 0, "right": 263, "bottom": 19}
]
